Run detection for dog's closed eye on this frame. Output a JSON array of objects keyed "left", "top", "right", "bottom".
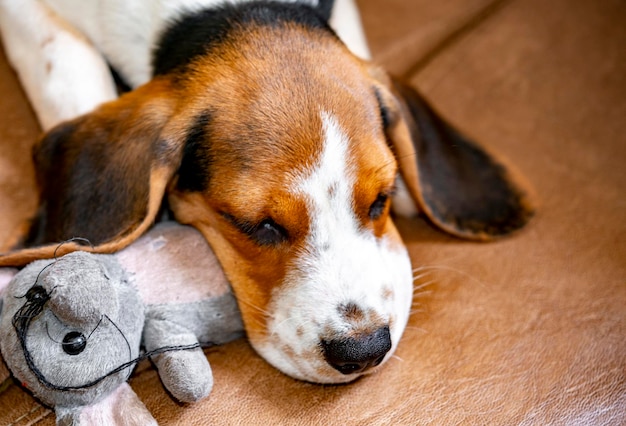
[
  {"left": 251, "top": 219, "right": 288, "bottom": 246},
  {"left": 222, "top": 213, "right": 288, "bottom": 246},
  {"left": 369, "top": 193, "right": 391, "bottom": 220}
]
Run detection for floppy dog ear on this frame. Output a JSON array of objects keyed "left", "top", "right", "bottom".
[
  {"left": 0, "top": 78, "right": 188, "bottom": 266},
  {"left": 376, "top": 75, "right": 534, "bottom": 240}
]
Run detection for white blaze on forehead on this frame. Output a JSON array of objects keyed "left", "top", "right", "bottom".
[{"left": 294, "top": 111, "right": 359, "bottom": 241}]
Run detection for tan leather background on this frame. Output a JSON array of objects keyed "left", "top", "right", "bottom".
[{"left": 1, "top": 0, "right": 624, "bottom": 424}]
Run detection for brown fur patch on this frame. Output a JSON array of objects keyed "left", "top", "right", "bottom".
[
  {"left": 339, "top": 302, "right": 366, "bottom": 323},
  {"left": 382, "top": 286, "right": 394, "bottom": 302}
]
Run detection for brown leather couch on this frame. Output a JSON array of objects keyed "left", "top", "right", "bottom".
[{"left": 1, "top": 0, "right": 624, "bottom": 424}]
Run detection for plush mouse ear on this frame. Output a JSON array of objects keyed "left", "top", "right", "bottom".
[
  {"left": 0, "top": 78, "right": 190, "bottom": 266},
  {"left": 375, "top": 75, "right": 534, "bottom": 240}
]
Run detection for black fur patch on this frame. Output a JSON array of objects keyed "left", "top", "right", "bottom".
[
  {"left": 109, "top": 65, "right": 132, "bottom": 94},
  {"left": 316, "top": 0, "right": 335, "bottom": 21},
  {"left": 153, "top": 1, "right": 335, "bottom": 76},
  {"left": 26, "top": 120, "right": 155, "bottom": 246},
  {"left": 25, "top": 122, "right": 75, "bottom": 246},
  {"left": 176, "top": 112, "right": 213, "bottom": 192}
]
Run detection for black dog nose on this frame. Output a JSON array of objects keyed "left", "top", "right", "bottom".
[{"left": 322, "top": 326, "right": 392, "bottom": 375}]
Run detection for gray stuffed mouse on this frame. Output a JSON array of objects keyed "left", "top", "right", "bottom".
[{"left": 0, "top": 222, "right": 244, "bottom": 425}]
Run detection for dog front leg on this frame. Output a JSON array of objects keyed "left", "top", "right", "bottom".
[{"left": 0, "top": 0, "right": 116, "bottom": 130}]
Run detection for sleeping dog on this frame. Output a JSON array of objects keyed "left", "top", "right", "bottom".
[{"left": 0, "top": 0, "right": 533, "bottom": 383}]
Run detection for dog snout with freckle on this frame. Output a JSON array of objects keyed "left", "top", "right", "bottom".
[{"left": 322, "top": 326, "right": 391, "bottom": 375}]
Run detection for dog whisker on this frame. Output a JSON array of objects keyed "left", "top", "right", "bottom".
[
  {"left": 233, "top": 295, "right": 274, "bottom": 320},
  {"left": 411, "top": 269, "right": 435, "bottom": 277},
  {"left": 411, "top": 264, "right": 485, "bottom": 287},
  {"left": 411, "top": 266, "right": 437, "bottom": 274},
  {"left": 411, "top": 290, "right": 434, "bottom": 300},
  {"left": 404, "top": 326, "right": 428, "bottom": 334},
  {"left": 412, "top": 279, "right": 435, "bottom": 291},
  {"left": 412, "top": 274, "right": 434, "bottom": 284},
  {"left": 390, "top": 354, "right": 405, "bottom": 363}
]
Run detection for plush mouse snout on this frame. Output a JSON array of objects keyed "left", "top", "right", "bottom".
[{"left": 42, "top": 252, "right": 121, "bottom": 328}]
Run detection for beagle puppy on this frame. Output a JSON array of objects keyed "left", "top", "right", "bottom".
[{"left": 0, "top": 0, "right": 533, "bottom": 383}]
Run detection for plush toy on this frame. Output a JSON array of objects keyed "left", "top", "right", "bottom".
[{"left": 0, "top": 222, "right": 244, "bottom": 425}]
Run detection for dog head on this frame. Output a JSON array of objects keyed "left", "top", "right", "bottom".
[{"left": 1, "top": 4, "right": 533, "bottom": 383}]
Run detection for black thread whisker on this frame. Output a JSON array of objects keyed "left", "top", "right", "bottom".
[
  {"left": 86, "top": 316, "right": 105, "bottom": 340},
  {"left": 15, "top": 264, "right": 55, "bottom": 300},
  {"left": 103, "top": 314, "right": 132, "bottom": 365},
  {"left": 54, "top": 342, "right": 211, "bottom": 391},
  {"left": 34, "top": 263, "right": 55, "bottom": 286},
  {"left": 12, "top": 284, "right": 52, "bottom": 390},
  {"left": 53, "top": 237, "right": 94, "bottom": 259},
  {"left": 45, "top": 322, "right": 62, "bottom": 344}
]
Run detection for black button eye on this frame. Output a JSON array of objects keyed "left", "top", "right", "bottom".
[
  {"left": 252, "top": 219, "right": 288, "bottom": 246},
  {"left": 62, "top": 331, "right": 87, "bottom": 355},
  {"left": 369, "top": 193, "right": 389, "bottom": 220},
  {"left": 25, "top": 285, "right": 49, "bottom": 303}
]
